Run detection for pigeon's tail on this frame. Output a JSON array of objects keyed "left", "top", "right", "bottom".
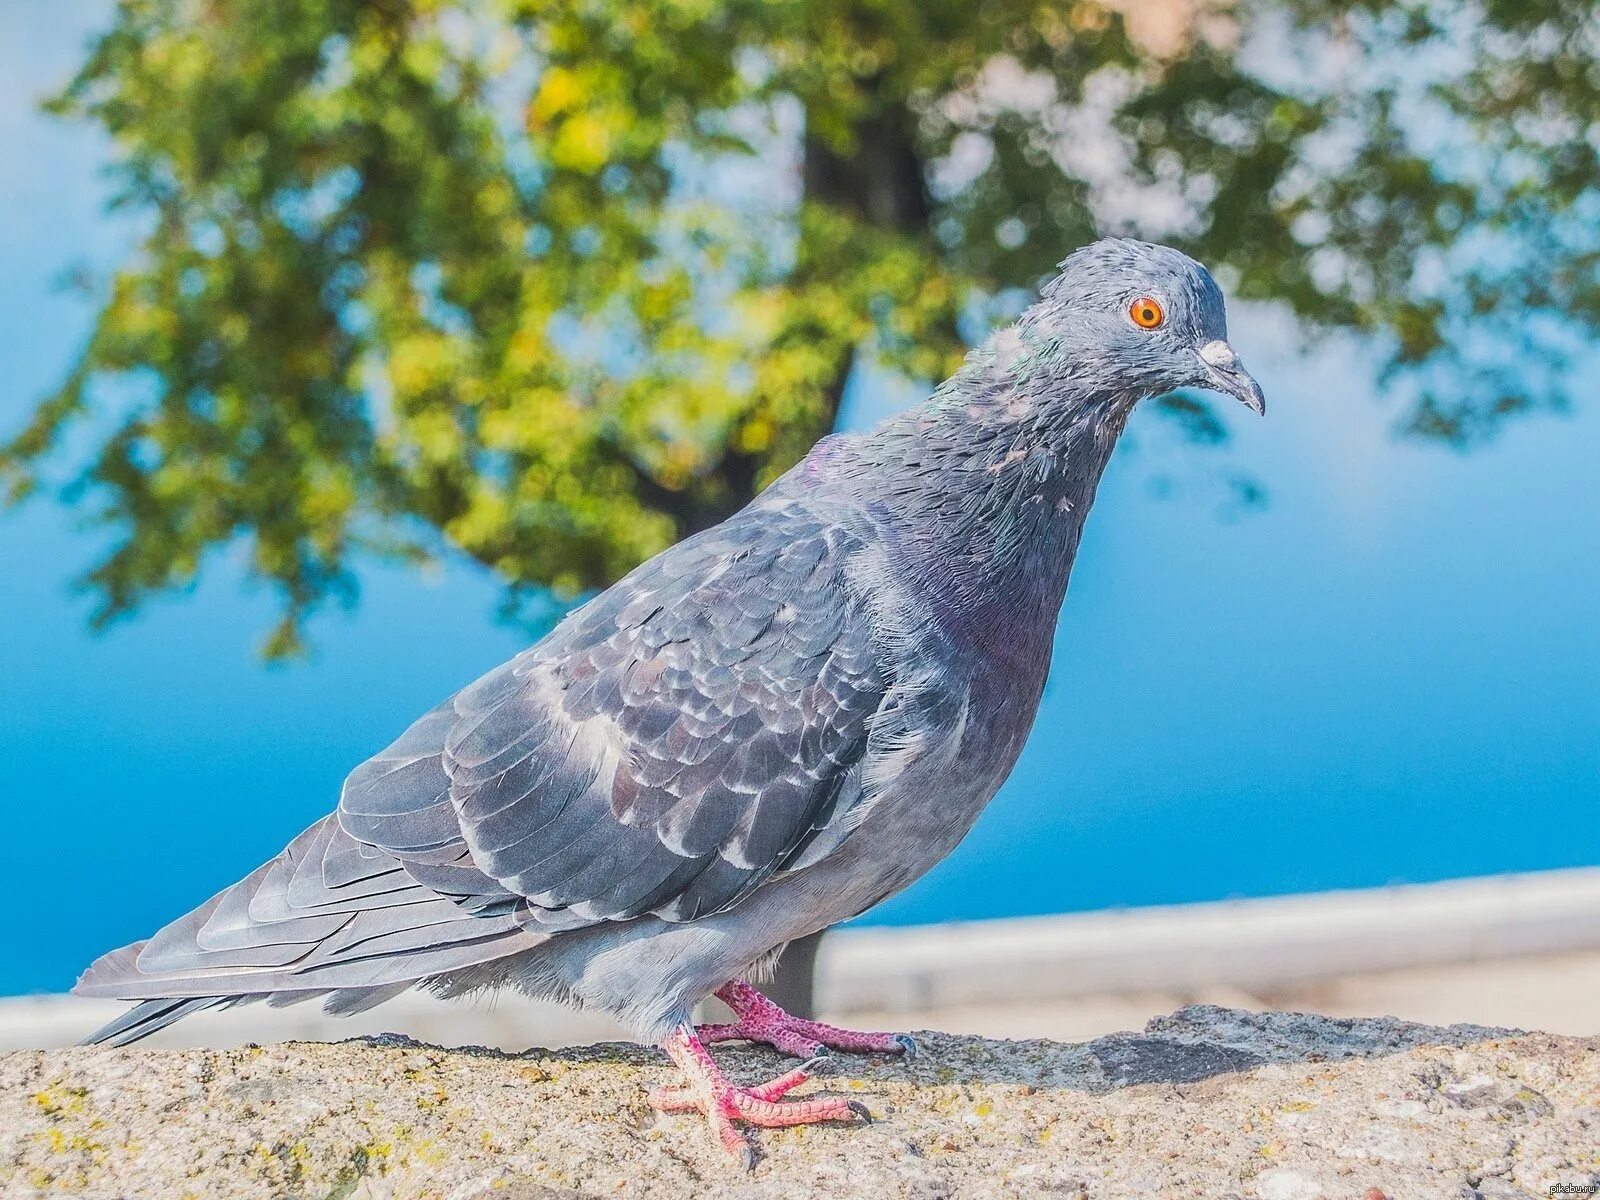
[
  {"left": 75, "top": 815, "right": 550, "bottom": 1044},
  {"left": 79, "top": 981, "right": 415, "bottom": 1046},
  {"left": 81, "top": 996, "right": 225, "bottom": 1046}
]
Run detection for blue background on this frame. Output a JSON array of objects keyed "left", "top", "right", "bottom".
[{"left": 3, "top": 2, "right": 1596, "bottom": 996}]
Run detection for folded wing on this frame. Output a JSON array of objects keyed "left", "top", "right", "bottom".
[
  {"left": 341, "top": 503, "right": 887, "bottom": 928},
  {"left": 77, "top": 500, "right": 888, "bottom": 1016}
]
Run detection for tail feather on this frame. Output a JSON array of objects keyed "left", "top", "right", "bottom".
[
  {"left": 81, "top": 997, "right": 225, "bottom": 1047},
  {"left": 323, "top": 982, "right": 412, "bottom": 1016},
  {"left": 82, "top": 980, "right": 419, "bottom": 1047}
]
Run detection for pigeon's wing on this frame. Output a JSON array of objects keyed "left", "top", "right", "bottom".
[
  {"left": 73, "top": 813, "right": 544, "bottom": 1004},
  {"left": 339, "top": 503, "right": 888, "bottom": 929},
  {"left": 75, "top": 503, "right": 886, "bottom": 1018}
]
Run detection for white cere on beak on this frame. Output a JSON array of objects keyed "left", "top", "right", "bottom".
[{"left": 1198, "top": 340, "right": 1237, "bottom": 369}]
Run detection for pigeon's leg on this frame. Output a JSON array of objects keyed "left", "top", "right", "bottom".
[
  {"left": 650, "top": 1025, "right": 870, "bottom": 1168},
  {"left": 698, "top": 979, "right": 917, "bottom": 1059}
]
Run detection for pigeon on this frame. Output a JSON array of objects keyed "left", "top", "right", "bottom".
[{"left": 76, "top": 238, "right": 1265, "bottom": 1166}]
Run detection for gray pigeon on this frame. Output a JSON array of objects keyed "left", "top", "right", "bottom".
[{"left": 77, "top": 238, "right": 1265, "bottom": 1165}]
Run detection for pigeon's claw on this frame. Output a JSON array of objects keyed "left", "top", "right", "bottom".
[
  {"left": 704, "top": 979, "right": 915, "bottom": 1059},
  {"left": 655, "top": 1027, "right": 869, "bottom": 1168}
]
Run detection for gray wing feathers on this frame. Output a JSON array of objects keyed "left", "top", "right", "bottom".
[
  {"left": 340, "top": 703, "right": 464, "bottom": 855},
  {"left": 75, "top": 815, "right": 543, "bottom": 1003},
  {"left": 338, "top": 506, "right": 887, "bottom": 931},
  {"left": 78, "top": 500, "right": 887, "bottom": 1029}
]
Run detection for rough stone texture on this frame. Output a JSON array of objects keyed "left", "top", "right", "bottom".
[{"left": 1, "top": 1006, "right": 1595, "bottom": 1199}]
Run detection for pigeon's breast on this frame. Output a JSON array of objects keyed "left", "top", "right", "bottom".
[
  {"left": 786, "top": 568, "right": 1052, "bottom": 923},
  {"left": 779, "top": 672, "right": 1040, "bottom": 930},
  {"left": 848, "top": 534, "right": 1057, "bottom": 800}
]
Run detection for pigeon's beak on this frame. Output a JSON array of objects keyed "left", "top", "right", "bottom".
[{"left": 1197, "top": 340, "right": 1266, "bottom": 416}]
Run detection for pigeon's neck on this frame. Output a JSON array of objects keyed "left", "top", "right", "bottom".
[{"left": 847, "top": 360, "right": 1134, "bottom": 650}]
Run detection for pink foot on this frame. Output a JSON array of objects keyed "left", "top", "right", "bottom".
[
  {"left": 699, "top": 979, "right": 918, "bottom": 1060},
  {"left": 652, "top": 1025, "right": 870, "bottom": 1168}
]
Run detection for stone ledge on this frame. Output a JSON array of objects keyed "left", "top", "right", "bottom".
[{"left": 1, "top": 1006, "right": 1595, "bottom": 1199}]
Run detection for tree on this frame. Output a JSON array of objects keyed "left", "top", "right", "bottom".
[{"left": 6, "top": 0, "right": 1599, "bottom": 656}]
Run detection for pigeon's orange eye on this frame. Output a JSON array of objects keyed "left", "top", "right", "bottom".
[{"left": 1129, "top": 297, "right": 1165, "bottom": 329}]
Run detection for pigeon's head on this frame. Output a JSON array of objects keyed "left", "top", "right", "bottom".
[{"left": 1023, "top": 237, "right": 1265, "bottom": 415}]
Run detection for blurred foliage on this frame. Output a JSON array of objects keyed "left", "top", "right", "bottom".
[{"left": 5, "top": 0, "right": 1599, "bottom": 654}]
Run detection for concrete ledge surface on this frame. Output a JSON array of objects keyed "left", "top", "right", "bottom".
[{"left": 3, "top": 1006, "right": 1596, "bottom": 1199}]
